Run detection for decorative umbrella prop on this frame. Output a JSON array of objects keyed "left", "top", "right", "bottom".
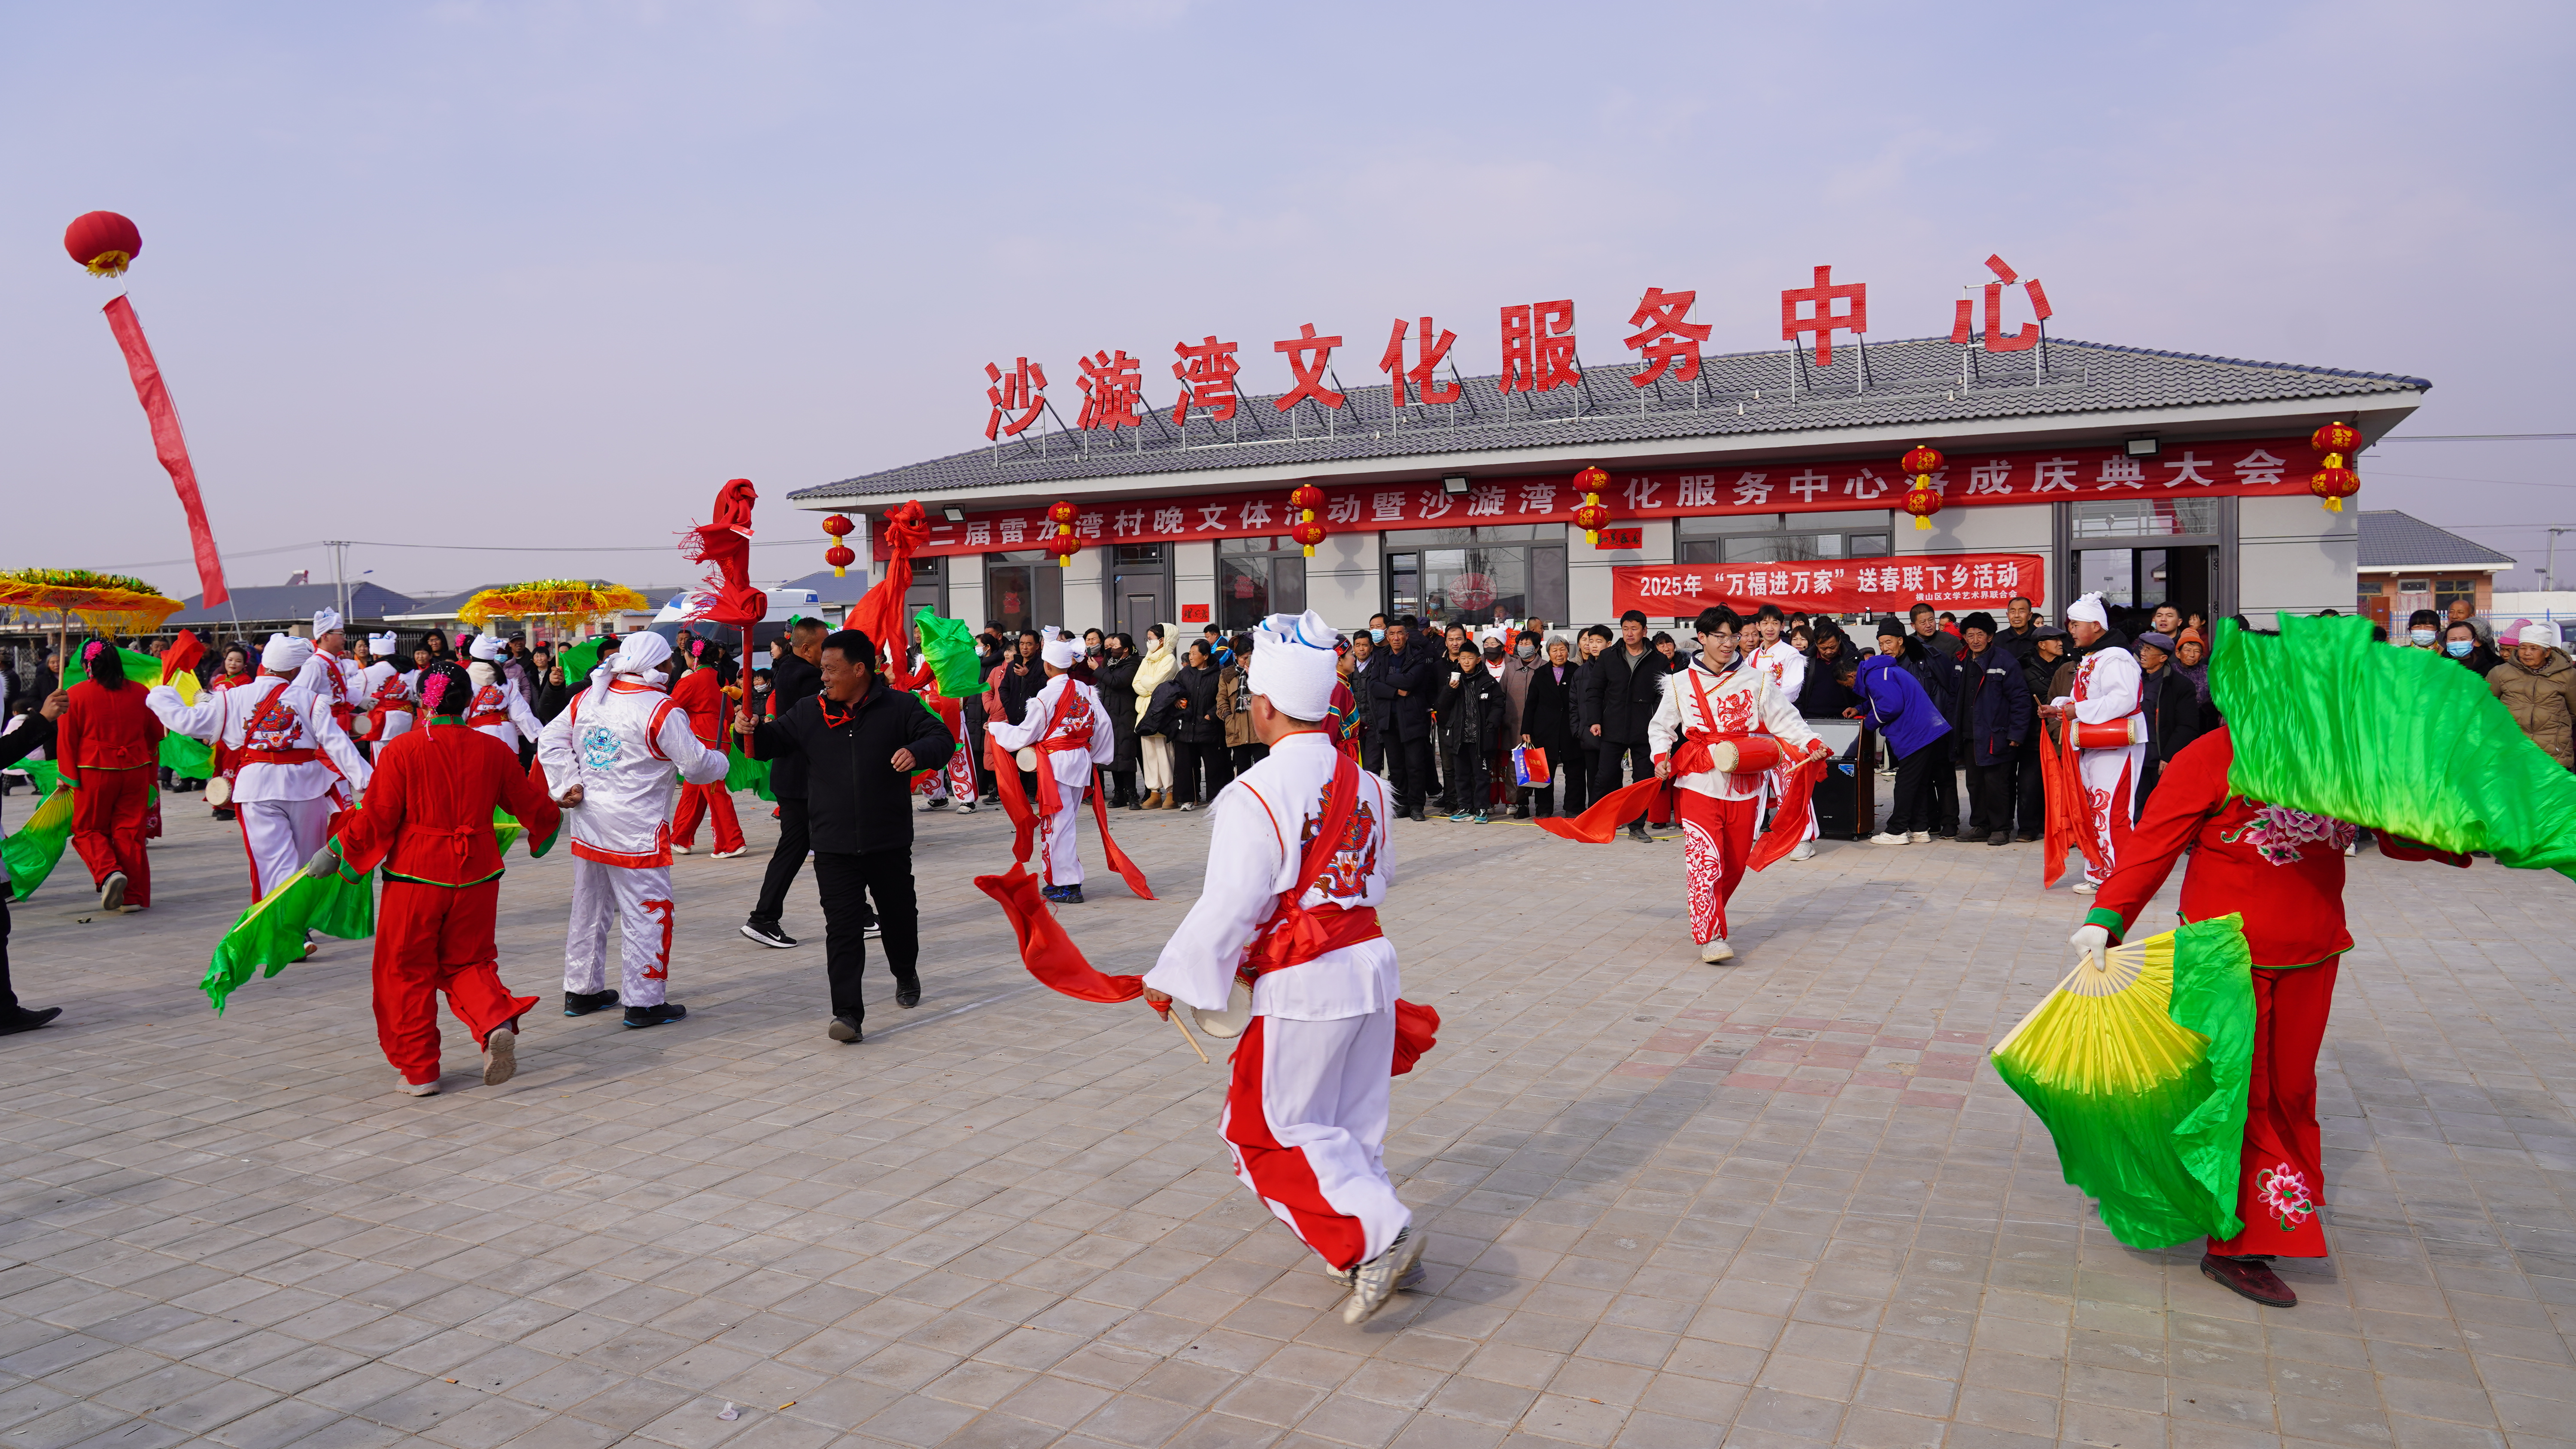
[
  {"left": 0, "top": 568, "right": 185, "bottom": 641},
  {"left": 456, "top": 580, "right": 647, "bottom": 631},
  {"left": 1990, "top": 914, "right": 2256, "bottom": 1249}
]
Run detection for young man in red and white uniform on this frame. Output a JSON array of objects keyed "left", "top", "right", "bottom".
[
  {"left": 535, "top": 632, "right": 728, "bottom": 1029},
  {"left": 2070, "top": 726, "right": 2467, "bottom": 1309},
  {"left": 2043, "top": 594, "right": 2144, "bottom": 894},
  {"left": 295, "top": 609, "right": 365, "bottom": 740},
  {"left": 666, "top": 641, "right": 746, "bottom": 858},
  {"left": 464, "top": 634, "right": 546, "bottom": 752},
  {"left": 984, "top": 631, "right": 1114, "bottom": 904},
  {"left": 1742, "top": 604, "right": 1818, "bottom": 862},
  {"left": 1648, "top": 608, "right": 1829, "bottom": 963},
  {"left": 358, "top": 633, "right": 416, "bottom": 749},
  {"left": 148, "top": 634, "right": 371, "bottom": 900},
  {"left": 1143, "top": 609, "right": 1424, "bottom": 1326}
]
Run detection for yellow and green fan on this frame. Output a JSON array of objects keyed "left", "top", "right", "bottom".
[{"left": 1991, "top": 915, "right": 2257, "bottom": 1249}]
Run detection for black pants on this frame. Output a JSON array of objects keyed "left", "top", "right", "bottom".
[
  {"left": 1172, "top": 740, "right": 1231, "bottom": 804},
  {"left": 750, "top": 794, "right": 815, "bottom": 928},
  {"left": 1359, "top": 732, "right": 1385, "bottom": 774},
  {"left": 0, "top": 895, "right": 20, "bottom": 1017},
  {"left": 1449, "top": 741, "right": 1489, "bottom": 815},
  {"left": 1566, "top": 748, "right": 1598, "bottom": 815},
  {"left": 1388, "top": 734, "right": 1435, "bottom": 815},
  {"left": 1233, "top": 742, "right": 1267, "bottom": 773},
  {"left": 1965, "top": 762, "right": 2016, "bottom": 839},
  {"left": 1592, "top": 739, "right": 1654, "bottom": 802},
  {"left": 2014, "top": 741, "right": 2046, "bottom": 837},
  {"left": 1887, "top": 744, "right": 1941, "bottom": 832},
  {"left": 1926, "top": 760, "right": 1958, "bottom": 834},
  {"left": 813, "top": 848, "right": 917, "bottom": 1028},
  {"left": 1105, "top": 767, "right": 1135, "bottom": 806}
]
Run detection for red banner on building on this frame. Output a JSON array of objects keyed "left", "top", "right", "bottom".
[
  {"left": 1611, "top": 552, "right": 2047, "bottom": 618},
  {"left": 876, "top": 434, "right": 2322, "bottom": 559}
]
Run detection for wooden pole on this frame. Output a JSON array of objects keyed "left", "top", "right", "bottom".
[{"left": 1167, "top": 1008, "right": 1209, "bottom": 1064}]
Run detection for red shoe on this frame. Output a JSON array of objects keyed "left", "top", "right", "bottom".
[{"left": 2199, "top": 1252, "right": 2295, "bottom": 1307}]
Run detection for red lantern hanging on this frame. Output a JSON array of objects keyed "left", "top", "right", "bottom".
[
  {"left": 1285, "top": 482, "right": 1330, "bottom": 556},
  {"left": 2308, "top": 421, "right": 2361, "bottom": 513},
  {"left": 1290, "top": 518, "right": 1330, "bottom": 557},
  {"left": 820, "top": 514, "right": 857, "bottom": 577},
  {"left": 1045, "top": 499, "right": 1079, "bottom": 568},
  {"left": 1571, "top": 465, "right": 1613, "bottom": 546},
  {"left": 1899, "top": 443, "right": 1945, "bottom": 532},
  {"left": 64, "top": 212, "right": 141, "bottom": 278},
  {"left": 1288, "top": 483, "right": 1326, "bottom": 515}
]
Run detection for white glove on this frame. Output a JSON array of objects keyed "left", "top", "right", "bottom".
[
  {"left": 2069, "top": 923, "right": 2111, "bottom": 971},
  {"left": 301, "top": 841, "right": 345, "bottom": 880}
]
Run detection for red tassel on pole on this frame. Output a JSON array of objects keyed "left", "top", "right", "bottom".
[{"left": 101, "top": 297, "right": 228, "bottom": 607}]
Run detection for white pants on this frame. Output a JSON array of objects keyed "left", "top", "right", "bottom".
[
  {"left": 1222, "top": 1009, "right": 1410, "bottom": 1272},
  {"left": 2078, "top": 742, "right": 2142, "bottom": 887},
  {"left": 565, "top": 857, "right": 674, "bottom": 1005},
  {"left": 377, "top": 712, "right": 414, "bottom": 744},
  {"left": 1039, "top": 788, "right": 1084, "bottom": 885},
  {"left": 1139, "top": 736, "right": 1173, "bottom": 791},
  {"left": 237, "top": 796, "right": 337, "bottom": 900}
]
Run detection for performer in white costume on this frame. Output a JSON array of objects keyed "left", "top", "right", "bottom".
[
  {"left": 2045, "top": 593, "right": 2145, "bottom": 894},
  {"left": 983, "top": 631, "right": 1115, "bottom": 904},
  {"left": 1741, "top": 603, "right": 1818, "bottom": 861},
  {"left": 1143, "top": 609, "right": 1425, "bottom": 1325},
  {"left": 535, "top": 633, "right": 727, "bottom": 1028},
  {"left": 464, "top": 634, "right": 546, "bottom": 752},
  {"left": 295, "top": 608, "right": 365, "bottom": 740},
  {"left": 358, "top": 633, "right": 416, "bottom": 747},
  {"left": 149, "top": 634, "right": 371, "bottom": 900},
  {"left": 1648, "top": 608, "right": 1828, "bottom": 963}
]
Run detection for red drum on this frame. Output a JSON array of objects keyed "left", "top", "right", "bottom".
[
  {"left": 2073, "top": 718, "right": 2147, "bottom": 750},
  {"left": 1708, "top": 735, "right": 1785, "bottom": 773}
]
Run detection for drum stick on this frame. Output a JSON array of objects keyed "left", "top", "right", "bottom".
[{"left": 1167, "top": 1009, "right": 1210, "bottom": 1064}]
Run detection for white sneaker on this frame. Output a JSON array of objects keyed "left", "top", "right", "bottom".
[
  {"left": 1700, "top": 937, "right": 1735, "bottom": 964},
  {"left": 672, "top": 844, "right": 693, "bottom": 855},
  {"left": 711, "top": 848, "right": 747, "bottom": 860},
  {"left": 1178, "top": 802, "right": 1197, "bottom": 812},
  {"left": 100, "top": 871, "right": 128, "bottom": 912},
  {"left": 1342, "top": 1226, "right": 1426, "bottom": 1325},
  {"left": 483, "top": 1028, "right": 517, "bottom": 1086},
  {"left": 1908, "top": 831, "right": 1932, "bottom": 844},
  {"left": 2074, "top": 881, "right": 2097, "bottom": 894},
  {"left": 1787, "top": 841, "right": 1815, "bottom": 861},
  {"left": 1869, "top": 831, "right": 1908, "bottom": 845},
  {"left": 396, "top": 1077, "right": 440, "bottom": 1097}
]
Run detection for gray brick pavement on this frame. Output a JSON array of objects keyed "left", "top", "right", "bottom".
[{"left": 1, "top": 789, "right": 2570, "bottom": 1449}]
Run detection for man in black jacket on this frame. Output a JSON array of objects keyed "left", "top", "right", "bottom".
[
  {"left": 1579, "top": 610, "right": 1669, "bottom": 843},
  {"left": 743, "top": 616, "right": 830, "bottom": 949},
  {"left": 0, "top": 684, "right": 68, "bottom": 1034},
  {"left": 1367, "top": 617, "right": 1438, "bottom": 820},
  {"left": 738, "top": 628, "right": 954, "bottom": 1043}
]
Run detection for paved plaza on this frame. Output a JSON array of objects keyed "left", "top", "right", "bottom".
[{"left": 2, "top": 789, "right": 2571, "bottom": 1449}]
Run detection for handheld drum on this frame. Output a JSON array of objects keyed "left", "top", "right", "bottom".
[
  {"left": 1707, "top": 736, "right": 1786, "bottom": 773},
  {"left": 1190, "top": 977, "right": 1255, "bottom": 1040},
  {"left": 2072, "top": 718, "right": 2148, "bottom": 750}
]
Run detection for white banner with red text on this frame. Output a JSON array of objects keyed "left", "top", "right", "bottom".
[{"left": 1611, "top": 553, "right": 2047, "bottom": 618}]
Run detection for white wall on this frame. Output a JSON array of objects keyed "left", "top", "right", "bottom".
[
  {"left": 1569, "top": 518, "right": 1672, "bottom": 627},
  {"left": 2239, "top": 495, "right": 2359, "bottom": 621},
  {"left": 1306, "top": 529, "right": 1381, "bottom": 631},
  {"left": 948, "top": 567, "right": 984, "bottom": 633},
  {"left": 1173, "top": 540, "right": 1216, "bottom": 635},
  {"left": 1061, "top": 546, "right": 1105, "bottom": 635},
  {"left": 1887, "top": 501, "right": 2052, "bottom": 558}
]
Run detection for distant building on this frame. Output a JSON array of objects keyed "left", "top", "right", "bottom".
[
  {"left": 2355, "top": 510, "right": 2515, "bottom": 627},
  {"left": 166, "top": 582, "right": 419, "bottom": 641}
]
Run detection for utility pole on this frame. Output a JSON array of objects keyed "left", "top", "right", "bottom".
[
  {"left": 328, "top": 541, "right": 350, "bottom": 626},
  {"left": 2548, "top": 527, "right": 2573, "bottom": 593}
]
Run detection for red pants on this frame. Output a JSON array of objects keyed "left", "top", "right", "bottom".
[
  {"left": 71, "top": 766, "right": 152, "bottom": 908},
  {"left": 2211, "top": 960, "right": 2335, "bottom": 1258},
  {"left": 671, "top": 782, "right": 743, "bottom": 854},
  {"left": 1677, "top": 790, "right": 1757, "bottom": 944},
  {"left": 373, "top": 878, "right": 539, "bottom": 1087}
]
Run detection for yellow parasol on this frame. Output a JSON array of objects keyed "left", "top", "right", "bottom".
[
  {"left": 0, "top": 569, "right": 186, "bottom": 674},
  {"left": 456, "top": 579, "right": 647, "bottom": 629}
]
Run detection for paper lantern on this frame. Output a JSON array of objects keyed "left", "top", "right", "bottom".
[
  {"left": 2309, "top": 420, "right": 2361, "bottom": 456},
  {"left": 820, "top": 514, "right": 856, "bottom": 578},
  {"left": 2307, "top": 421, "right": 2360, "bottom": 513},
  {"left": 1046, "top": 500, "right": 1078, "bottom": 527},
  {"left": 64, "top": 212, "right": 141, "bottom": 278},
  {"left": 1288, "top": 484, "right": 1326, "bottom": 515},
  {"left": 1044, "top": 500, "right": 1080, "bottom": 567},
  {"left": 1290, "top": 518, "right": 1329, "bottom": 558},
  {"left": 1903, "top": 479, "right": 1944, "bottom": 530},
  {"left": 1571, "top": 464, "right": 1613, "bottom": 546},
  {"left": 1901, "top": 443, "right": 1945, "bottom": 476}
]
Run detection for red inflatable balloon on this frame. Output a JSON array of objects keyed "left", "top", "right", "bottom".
[{"left": 65, "top": 212, "right": 142, "bottom": 277}]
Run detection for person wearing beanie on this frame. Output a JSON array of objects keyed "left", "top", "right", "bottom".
[
  {"left": 57, "top": 639, "right": 164, "bottom": 912},
  {"left": 316, "top": 660, "right": 565, "bottom": 1097},
  {"left": 2041, "top": 594, "right": 2145, "bottom": 894},
  {"left": 1143, "top": 609, "right": 1426, "bottom": 1326},
  {"left": 984, "top": 630, "right": 1118, "bottom": 904},
  {"left": 149, "top": 633, "right": 373, "bottom": 903},
  {"left": 535, "top": 631, "right": 729, "bottom": 1029}
]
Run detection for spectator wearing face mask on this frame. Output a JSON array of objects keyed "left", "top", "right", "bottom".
[
  {"left": 2446, "top": 595, "right": 2493, "bottom": 650},
  {"left": 2442, "top": 621, "right": 2500, "bottom": 676},
  {"left": 1498, "top": 631, "right": 1543, "bottom": 817},
  {"left": 2489, "top": 624, "right": 2576, "bottom": 768},
  {"left": 2402, "top": 609, "right": 2444, "bottom": 653}
]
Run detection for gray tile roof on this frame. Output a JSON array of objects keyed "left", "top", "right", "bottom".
[
  {"left": 792, "top": 334, "right": 2431, "bottom": 504},
  {"left": 2357, "top": 510, "right": 2517, "bottom": 570},
  {"left": 167, "top": 582, "right": 417, "bottom": 624}
]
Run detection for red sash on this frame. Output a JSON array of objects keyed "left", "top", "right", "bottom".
[
  {"left": 1245, "top": 744, "right": 1382, "bottom": 977},
  {"left": 1537, "top": 664, "right": 1823, "bottom": 869},
  {"left": 985, "top": 680, "right": 1151, "bottom": 899}
]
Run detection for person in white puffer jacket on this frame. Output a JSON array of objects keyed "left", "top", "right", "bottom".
[{"left": 535, "top": 633, "right": 728, "bottom": 1028}]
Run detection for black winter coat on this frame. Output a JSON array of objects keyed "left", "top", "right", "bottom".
[
  {"left": 747, "top": 681, "right": 955, "bottom": 855},
  {"left": 1368, "top": 647, "right": 1437, "bottom": 743},
  {"left": 1094, "top": 653, "right": 1142, "bottom": 770},
  {"left": 1580, "top": 645, "right": 1668, "bottom": 745},
  {"left": 2142, "top": 667, "right": 2205, "bottom": 764},
  {"left": 1953, "top": 644, "right": 2033, "bottom": 767},
  {"left": 1520, "top": 661, "right": 1579, "bottom": 755},
  {"left": 764, "top": 651, "right": 825, "bottom": 798},
  {"left": 1172, "top": 664, "right": 1226, "bottom": 744},
  {"left": 1345, "top": 654, "right": 1388, "bottom": 739},
  {"left": 1437, "top": 663, "right": 1504, "bottom": 753}
]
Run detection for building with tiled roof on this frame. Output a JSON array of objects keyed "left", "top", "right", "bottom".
[{"left": 2356, "top": 510, "right": 2517, "bottom": 628}]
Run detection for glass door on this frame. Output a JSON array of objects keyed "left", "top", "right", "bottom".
[{"left": 982, "top": 552, "right": 1061, "bottom": 635}]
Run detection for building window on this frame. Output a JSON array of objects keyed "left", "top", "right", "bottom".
[
  {"left": 1677, "top": 512, "right": 1891, "bottom": 566},
  {"left": 904, "top": 556, "right": 947, "bottom": 621},
  {"left": 2434, "top": 578, "right": 2477, "bottom": 612},
  {"left": 1382, "top": 524, "right": 1567, "bottom": 627},
  {"left": 983, "top": 552, "right": 1062, "bottom": 636},
  {"left": 2072, "top": 499, "right": 2221, "bottom": 538},
  {"left": 1218, "top": 536, "right": 1305, "bottom": 632}
]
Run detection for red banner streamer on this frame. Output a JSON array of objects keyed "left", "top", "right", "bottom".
[{"left": 102, "top": 297, "right": 227, "bottom": 607}]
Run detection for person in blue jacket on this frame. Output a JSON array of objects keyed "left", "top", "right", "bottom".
[{"left": 1850, "top": 618, "right": 1951, "bottom": 844}]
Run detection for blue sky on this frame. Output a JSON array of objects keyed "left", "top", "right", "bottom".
[{"left": 3, "top": 0, "right": 2570, "bottom": 597}]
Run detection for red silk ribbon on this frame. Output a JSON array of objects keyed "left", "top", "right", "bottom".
[{"left": 103, "top": 297, "right": 228, "bottom": 607}]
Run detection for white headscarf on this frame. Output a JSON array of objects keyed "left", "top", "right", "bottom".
[
  {"left": 2066, "top": 594, "right": 2109, "bottom": 627},
  {"left": 468, "top": 633, "right": 509, "bottom": 662},
  {"left": 313, "top": 608, "right": 343, "bottom": 637},
  {"left": 1040, "top": 631, "right": 1081, "bottom": 669},
  {"left": 368, "top": 632, "right": 399, "bottom": 657},
  {"left": 583, "top": 630, "right": 674, "bottom": 711},
  {"left": 1250, "top": 609, "right": 1340, "bottom": 720},
  {"left": 262, "top": 634, "right": 313, "bottom": 673}
]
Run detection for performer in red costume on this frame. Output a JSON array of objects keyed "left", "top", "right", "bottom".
[
  {"left": 57, "top": 640, "right": 163, "bottom": 912},
  {"left": 667, "top": 640, "right": 747, "bottom": 858},
  {"left": 319, "top": 661, "right": 565, "bottom": 1097},
  {"left": 2072, "top": 727, "right": 2466, "bottom": 1307}
]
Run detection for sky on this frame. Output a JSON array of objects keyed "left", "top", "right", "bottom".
[{"left": 3, "top": 0, "right": 2572, "bottom": 602}]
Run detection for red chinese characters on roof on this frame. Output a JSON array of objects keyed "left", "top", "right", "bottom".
[
  {"left": 1780, "top": 265, "right": 1865, "bottom": 367},
  {"left": 1500, "top": 300, "right": 1580, "bottom": 393},
  {"left": 1950, "top": 254, "right": 2054, "bottom": 354},
  {"left": 1379, "top": 317, "right": 1461, "bottom": 406},
  {"left": 1625, "top": 288, "right": 1712, "bottom": 387},
  {"left": 984, "top": 358, "right": 1047, "bottom": 440},
  {"left": 1077, "top": 350, "right": 1146, "bottom": 431},
  {"left": 1170, "top": 336, "right": 1241, "bottom": 426},
  {"left": 1273, "top": 324, "right": 1345, "bottom": 411}
]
